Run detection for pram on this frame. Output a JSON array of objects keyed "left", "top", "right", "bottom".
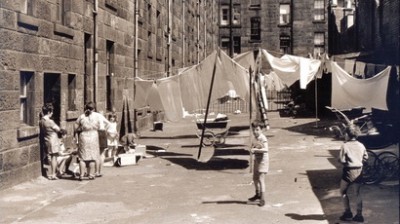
[{"left": 195, "top": 113, "right": 230, "bottom": 147}]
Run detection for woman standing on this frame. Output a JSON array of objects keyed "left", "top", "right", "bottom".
[
  {"left": 39, "top": 103, "right": 61, "bottom": 180},
  {"left": 74, "top": 102, "right": 108, "bottom": 180}
]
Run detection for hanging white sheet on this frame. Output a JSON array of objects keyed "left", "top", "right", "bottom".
[
  {"left": 134, "top": 78, "right": 155, "bottom": 108},
  {"left": 262, "top": 49, "right": 321, "bottom": 89},
  {"left": 218, "top": 50, "right": 250, "bottom": 100},
  {"left": 331, "top": 61, "right": 391, "bottom": 111},
  {"left": 156, "top": 75, "right": 184, "bottom": 122},
  {"left": 233, "top": 51, "right": 256, "bottom": 71}
]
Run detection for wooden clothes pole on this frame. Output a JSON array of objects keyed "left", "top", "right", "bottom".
[
  {"left": 314, "top": 77, "right": 318, "bottom": 128},
  {"left": 197, "top": 53, "right": 218, "bottom": 160},
  {"left": 249, "top": 67, "right": 253, "bottom": 173}
]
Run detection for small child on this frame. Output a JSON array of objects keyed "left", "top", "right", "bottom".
[
  {"left": 56, "top": 129, "right": 73, "bottom": 177},
  {"left": 338, "top": 124, "right": 368, "bottom": 222},
  {"left": 106, "top": 113, "right": 119, "bottom": 158},
  {"left": 248, "top": 121, "right": 269, "bottom": 206},
  {"left": 120, "top": 133, "right": 138, "bottom": 154}
]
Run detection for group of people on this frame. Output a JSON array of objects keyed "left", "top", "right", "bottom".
[
  {"left": 39, "top": 102, "right": 121, "bottom": 181},
  {"left": 249, "top": 120, "right": 367, "bottom": 222},
  {"left": 40, "top": 101, "right": 368, "bottom": 221}
]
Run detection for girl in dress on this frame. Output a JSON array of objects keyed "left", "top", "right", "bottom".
[
  {"left": 39, "top": 103, "right": 61, "bottom": 180},
  {"left": 106, "top": 113, "right": 119, "bottom": 158}
]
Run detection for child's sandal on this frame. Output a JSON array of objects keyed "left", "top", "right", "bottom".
[{"left": 48, "top": 176, "right": 58, "bottom": 180}]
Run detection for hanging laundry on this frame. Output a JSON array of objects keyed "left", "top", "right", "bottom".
[
  {"left": 354, "top": 61, "right": 366, "bottom": 79},
  {"left": 233, "top": 51, "right": 256, "bottom": 71},
  {"left": 178, "top": 69, "right": 205, "bottom": 113},
  {"left": 156, "top": 75, "right": 184, "bottom": 122},
  {"left": 331, "top": 62, "right": 391, "bottom": 111},
  {"left": 344, "top": 59, "right": 355, "bottom": 75},
  {"left": 218, "top": 50, "right": 250, "bottom": 100},
  {"left": 365, "top": 63, "right": 376, "bottom": 78},
  {"left": 262, "top": 49, "right": 321, "bottom": 89},
  {"left": 134, "top": 78, "right": 155, "bottom": 108}
]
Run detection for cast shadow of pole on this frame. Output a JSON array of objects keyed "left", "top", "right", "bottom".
[
  {"left": 202, "top": 200, "right": 249, "bottom": 205},
  {"left": 285, "top": 213, "right": 327, "bottom": 221}
]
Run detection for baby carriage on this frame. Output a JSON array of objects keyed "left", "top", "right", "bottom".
[{"left": 195, "top": 113, "right": 230, "bottom": 147}]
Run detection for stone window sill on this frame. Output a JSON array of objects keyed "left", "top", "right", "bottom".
[{"left": 18, "top": 125, "right": 39, "bottom": 139}]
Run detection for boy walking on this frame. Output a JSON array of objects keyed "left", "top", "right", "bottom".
[
  {"left": 338, "top": 124, "right": 368, "bottom": 222},
  {"left": 248, "top": 122, "right": 269, "bottom": 206}
]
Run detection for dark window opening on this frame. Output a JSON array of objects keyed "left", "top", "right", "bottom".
[
  {"left": 106, "top": 40, "right": 115, "bottom": 112},
  {"left": 68, "top": 74, "right": 77, "bottom": 111},
  {"left": 20, "top": 71, "right": 35, "bottom": 125},
  {"left": 250, "top": 17, "right": 261, "bottom": 41}
]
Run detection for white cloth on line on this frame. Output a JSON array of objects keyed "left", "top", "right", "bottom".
[
  {"left": 331, "top": 61, "right": 391, "bottom": 111},
  {"left": 262, "top": 49, "right": 321, "bottom": 89}
]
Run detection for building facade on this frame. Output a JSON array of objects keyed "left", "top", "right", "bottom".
[
  {"left": 328, "top": 0, "right": 399, "bottom": 65},
  {"left": 217, "top": 0, "right": 329, "bottom": 59},
  {"left": 0, "top": 0, "right": 218, "bottom": 190}
]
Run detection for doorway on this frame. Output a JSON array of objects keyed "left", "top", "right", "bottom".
[{"left": 44, "top": 73, "right": 61, "bottom": 125}]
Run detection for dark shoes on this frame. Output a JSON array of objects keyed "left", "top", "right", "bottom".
[
  {"left": 339, "top": 211, "right": 353, "bottom": 221},
  {"left": 352, "top": 214, "right": 364, "bottom": 222},
  {"left": 258, "top": 199, "right": 265, "bottom": 207},
  {"left": 248, "top": 194, "right": 260, "bottom": 202}
]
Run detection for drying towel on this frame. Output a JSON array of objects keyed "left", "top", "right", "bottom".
[
  {"left": 331, "top": 61, "right": 391, "bottom": 111},
  {"left": 344, "top": 59, "right": 355, "bottom": 75},
  {"left": 354, "top": 61, "right": 366, "bottom": 78},
  {"left": 262, "top": 49, "right": 321, "bottom": 89}
]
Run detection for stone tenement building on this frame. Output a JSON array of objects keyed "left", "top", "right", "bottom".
[
  {"left": 329, "top": 0, "right": 399, "bottom": 65},
  {"left": 218, "top": 0, "right": 329, "bottom": 59},
  {"left": 0, "top": 0, "right": 218, "bottom": 190}
]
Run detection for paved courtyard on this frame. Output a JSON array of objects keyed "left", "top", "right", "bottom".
[{"left": 0, "top": 112, "right": 398, "bottom": 224}]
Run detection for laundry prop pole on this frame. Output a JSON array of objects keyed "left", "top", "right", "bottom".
[
  {"left": 248, "top": 66, "right": 253, "bottom": 173},
  {"left": 197, "top": 53, "right": 218, "bottom": 160}
]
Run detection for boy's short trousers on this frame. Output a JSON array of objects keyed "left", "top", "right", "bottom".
[{"left": 342, "top": 167, "right": 363, "bottom": 183}]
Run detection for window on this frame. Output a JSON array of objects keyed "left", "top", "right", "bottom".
[
  {"left": 232, "top": 5, "right": 241, "bottom": 25},
  {"left": 20, "top": 71, "right": 35, "bottom": 125},
  {"left": 233, "top": 36, "right": 241, "bottom": 56},
  {"left": 313, "top": 32, "right": 325, "bottom": 56},
  {"left": 220, "top": 5, "right": 229, "bottom": 26},
  {"left": 57, "top": 0, "right": 65, "bottom": 24},
  {"left": 250, "top": 17, "right": 261, "bottom": 41},
  {"left": 68, "top": 74, "right": 77, "bottom": 111},
  {"left": 84, "top": 33, "right": 91, "bottom": 103},
  {"left": 249, "top": 0, "right": 261, "bottom": 8},
  {"left": 279, "top": 35, "right": 291, "bottom": 54},
  {"left": 26, "top": 0, "right": 36, "bottom": 16},
  {"left": 314, "top": 0, "right": 325, "bottom": 21},
  {"left": 279, "top": 4, "right": 290, "bottom": 25},
  {"left": 147, "top": 4, "right": 152, "bottom": 23},
  {"left": 221, "top": 37, "right": 230, "bottom": 53},
  {"left": 147, "top": 31, "right": 153, "bottom": 58},
  {"left": 106, "top": 40, "right": 114, "bottom": 112}
]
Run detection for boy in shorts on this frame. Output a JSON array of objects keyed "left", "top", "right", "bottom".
[{"left": 338, "top": 124, "right": 368, "bottom": 222}]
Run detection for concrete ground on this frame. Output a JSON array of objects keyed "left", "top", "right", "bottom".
[{"left": 0, "top": 112, "right": 398, "bottom": 224}]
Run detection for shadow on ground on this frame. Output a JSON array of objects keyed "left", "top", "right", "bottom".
[
  {"left": 285, "top": 213, "right": 327, "bottom": 221},
  {"left": 147, "top": 145, "right": 249, "bottom": 170},
  {"left": 284, "top": 120, "right": 334, "bottom": 138},
  {"left": 306, "top": 150, "right": 353, "bottom": 224},
  {"left": 202, "top": 200, "right": 249, "bottom": 205}
]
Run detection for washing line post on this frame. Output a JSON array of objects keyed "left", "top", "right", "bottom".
[
  {"left": 197, "top": 52, "right": 218, "bottom": 160},
  {"left": 249, "top": 66, "right": 253, "bottom": 173},
  {"left": 314, "top": 76, "right": 319, "bottom": 128}
]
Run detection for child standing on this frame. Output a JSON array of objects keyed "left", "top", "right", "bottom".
[
  {"left": 338, "top": 124, "right": 368, "bottom": 222},
  {"left": 106, "top": 113, "right": 119, "bottom": 158},
  {"left": 248, "top": 122, "right": 269, "bottom": 206},
  {"left": 39, "top": 103, "right": 61, "bottom": 180}
]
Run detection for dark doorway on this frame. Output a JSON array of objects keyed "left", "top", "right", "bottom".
[{"left": 44, "top": 73, "right": 61, "bottom": 125}]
